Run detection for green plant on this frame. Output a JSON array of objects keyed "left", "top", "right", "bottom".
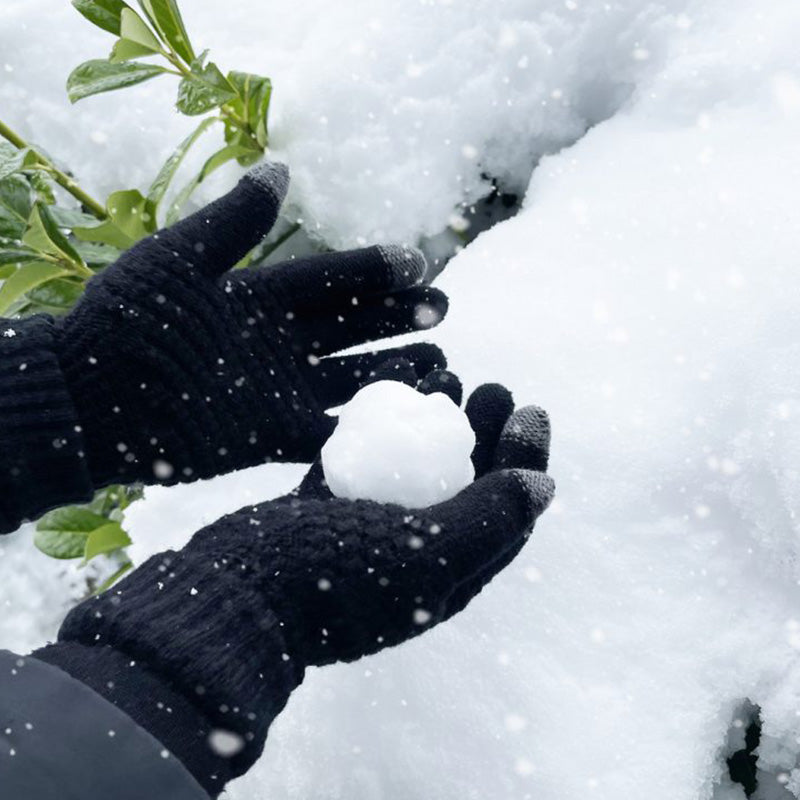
[
  {"left": 0, "top": 0, "right": 280, "bottom": 588},
  {"left": 34, "top": 486, "right": 142, "bottom": 594},
  {"left": 68, "top": 0, "right": 273, "bottom": 225}
]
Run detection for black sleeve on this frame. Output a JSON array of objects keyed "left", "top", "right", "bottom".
[
  {"left": 33, "top": 544, "right": 301, "bottom": 797},
  {"left": 0, "top": 649, "right": 209, "bottom": 800},
  {"left": 0, "top": 315, "right": 94, "bottom": 534}
]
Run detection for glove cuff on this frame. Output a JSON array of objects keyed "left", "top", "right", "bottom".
[
  {"left": 0, "top": 316, "right": 94, "bottom": 533},
  {"left": 50, "top": 544, "right": 304, "bottom": 793}
]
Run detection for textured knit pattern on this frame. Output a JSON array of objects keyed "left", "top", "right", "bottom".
[
  {"left": 53, "top": 162, "right": 447, "bottom": 488},
  {"left": 42, "top": 378, "right": 554, "bottom": 794},
  {"left": 0, "top": 315, "right": 93, "bottom": 534}
]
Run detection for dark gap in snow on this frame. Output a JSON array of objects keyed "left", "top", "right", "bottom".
[
  {"left": 420, "top": 87, "right": 635, "bottom": 281},
  {"left": 256, "top": 84, "right": 633, "bottom": 281},
  {"left": 721, "top": 701, "right": 796, "bottom": 799},
  {"left": 420, "top": 175, "right": 521, "bottom": 280},
  {"left": 727, "top": 702, "right": 761, "bottom": 796}
]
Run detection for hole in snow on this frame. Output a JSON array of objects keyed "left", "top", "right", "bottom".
[
  {"left": 715, "top": 700, "right": 795, "bottom": 799},
  {"left": 724, "top": 700, "right": 761, "bottom": 797}
]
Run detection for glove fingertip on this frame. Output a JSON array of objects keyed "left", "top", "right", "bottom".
[
  {"left": 465, "top": 383, "right": 515, "bottom": 426},
  {"left": 376, "top": 243, "right": 427, "bottom": 288},
  {"left": 494, "top": 405, "right": 551, "bottom": 472},
  {"left": 504, "top": 468, "right": 555, "bottom": 522},
  {"left": 417, "top": 369, "right": 463, "bottom": 405},
  {"left": 403, "top": 342, "right": 447, "bottom": 377},
  {"left": 245, "top": 160, "right": 290, "bottom": 206},
  {"left": 413, "top": 286, "right": 449, "bottom": 330}
]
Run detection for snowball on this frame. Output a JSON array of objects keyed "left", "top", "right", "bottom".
[{"left": 320, "top": 381, "right": 475, "bottom": 507}]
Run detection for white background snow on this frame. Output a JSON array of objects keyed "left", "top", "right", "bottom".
[{"left": 2, "top": 1, "right": 800, "bottom": 798}]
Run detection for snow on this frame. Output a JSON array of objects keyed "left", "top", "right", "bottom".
[
  {"left": 2, "top": 1, "right": 800, "bottom": 799},
  {"left": 0, "top": 0, "right": 675, "bottom": 248},
  {"left": 321, "top": 380, "right": 475, "bottom": 506}
]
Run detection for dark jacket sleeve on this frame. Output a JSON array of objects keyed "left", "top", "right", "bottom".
[
  {"left": 0, "top": 649, "right": 209, "bottom": 800},
  {"left": 0, "top": 315, "right": 94, "bottom": 534}
]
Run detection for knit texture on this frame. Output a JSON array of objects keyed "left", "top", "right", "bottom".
[
  {"left": 37, "top": 378, "right": 553, "bottom": 794},
  {"left": 0, "top": 315, "right": 93, "bottom": 534},
  {"left": 53, "top": 162, "right": 447, "bottom": 488}
]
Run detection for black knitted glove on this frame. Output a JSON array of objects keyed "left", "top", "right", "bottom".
[
  {"left": 54, "top": 161, "right": 447, "bottom": 488},
  {"left": 36, "top": 367, "right": 553, "bottom": 795}
]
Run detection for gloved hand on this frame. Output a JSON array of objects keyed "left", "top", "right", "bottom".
[
  {"left": 39, "top": 365, "right": 553, "bottom": 794},
  {"left": 264, "top": 364, "right": 553, "bottom": 666},
  {"left": 55, "top": 161, "right": 447, "bottom": 488}
]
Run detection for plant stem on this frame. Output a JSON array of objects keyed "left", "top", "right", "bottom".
[
  {"left": 260, "top": 221, "right": 301, "bottom": 259},
  {"left": 0, "top": 119, "right": 108, "bottom": 220}
]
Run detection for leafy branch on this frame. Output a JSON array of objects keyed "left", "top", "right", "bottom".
[
  {"left": 0, "top": 0, "right": 283, "bottom": 590},
  {"left": 68, "top": 0, "right": 272, "bottom": 199},
  {"left": 0, "top": 120, "right": 108, "bottom": 219}
]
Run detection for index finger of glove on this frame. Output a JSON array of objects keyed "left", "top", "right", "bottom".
[
  {"left": 152, "top": 162, "right": 288, "bottom": 277},
  {"left": 264, "top": 244, "right": 426, "bottom": 310}
]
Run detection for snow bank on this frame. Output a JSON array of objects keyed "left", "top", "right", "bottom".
[
  {"left": 3, "top": 0, "right": 800, "bottom": 799},
  {"left": 1, "top": 0, "right": 683, "bottom": 247}
]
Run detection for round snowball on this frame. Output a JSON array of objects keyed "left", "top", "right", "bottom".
[{"left": 321, "top": 381, "right": 476, "bottom": 507}]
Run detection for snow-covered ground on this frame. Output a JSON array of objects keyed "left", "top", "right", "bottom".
[{"left": 3, "top": 1, "right": 800, "bottom": 798}]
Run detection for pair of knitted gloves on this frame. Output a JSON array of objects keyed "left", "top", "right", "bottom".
[{"left": 1, "top": 162, "right": 554, "bottom": 795}]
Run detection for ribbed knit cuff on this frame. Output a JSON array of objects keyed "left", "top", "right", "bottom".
[
  {"left": 0, "top": 315, "right": 94, "bottom": 534},
  {"left": 44, "top": 545, "right": 304, "bottom": 794}
]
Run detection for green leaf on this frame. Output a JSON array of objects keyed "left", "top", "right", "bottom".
[
  {"left": 147, "top": 116, "right": 216, "bottom": 211},
  {"left": 27, "top": 278, "right": 85, "bottom": 310},
  {"left": 139, "top": 0, "right": 195, "bottom": 64},
  {"left": 23, "top": 202, "right": 86, "bottom": 268},
  {"left": 0, "top": 264, "right": 15, "bottom": 279},
  {"left": 72, "top": 0, "right": 130, "bottom": 35},
  {"left": 0, "top": 143, "right": 38, "bottom": 182},
  {"left": 29, "top": 171, "right": 56, "bottom": 205},
  {"left": 0, "top": 261, "right": 70, "bottom": 315},
  {"left": 166, "top": 144, "right": 252, "bottom": 224},
  {"left": 0, "top": 175, "right": 33, "bottom": 227},
  {"left": 110, "top": 38, "right": 160, "bottom": 63},
  {"left": 176, "top": 56, "right": 236, "bottom": 116},
  {"left": 227, "top": 71, "right": 272, "bottom": 149},
  {"left": 74, "top": 189, "right": 154, "bottom": 248},
  {"left": 34, "top": 529, "right": 88, "bottom": 559},
  {"left": 83, "top": 521, "right": 132, "bottom": 562},
  {"left": 49, "top": 206, "right": 105, "bottom": 230},
  {"left": 35, "top": 507, "right": 111, "bottom": 560},
  {"left": 119, "top": 7, "right": 161, "bottom": 51},
  {"left": 88, "top": 485, "right": 122, "bottom": 515},
  {"left": 222, "top": 121, "right": 262, "bottom": 167},
  {"left": 88, "top": 484, "right": 143, "bottom": 516},
  {"left": 0, "top": 249, "right": 39, "bottom": 266},
  {"left": 72, "top": 239, "right": 122, "bottom": 267},
  {"left": 67, "top": 59, "right": 166, "bottom": 103}
]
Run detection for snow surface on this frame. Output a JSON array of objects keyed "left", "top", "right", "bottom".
[
  {"left": 3, "top": 1, "right": 800, "bottom": 799},
  {"left": 321, "top": 380, "right": 475, "bottom": 506}
]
